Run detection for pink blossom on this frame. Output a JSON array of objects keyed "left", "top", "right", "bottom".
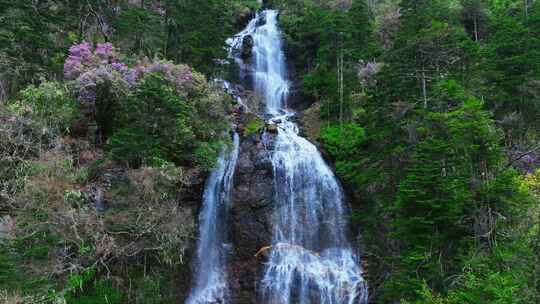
[
  {"left": 112, "top": 62, "right": 129, "bottom": 73},
  {"left": 64, "top": 42, "right": 202, "bottom": 103},
  {"left": 125, "top": 65, "right": 145, "bottom": 87},
  {"left": 64, "top": 42, "right": 94, "bottom": 80},
  {"left": 69, "top": 42, "right": 92, "bottom": 63},
  {"left": 357, "top": 60, "right": 383, "bottom": 88},
  {"left": 96, "top": 42, "right": 114, "bottom": 57},
  {"left": 64, "top": 57, "right": 83, "bottom": 80}
]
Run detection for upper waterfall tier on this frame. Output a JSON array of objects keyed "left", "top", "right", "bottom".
[{"left": 227, "top": 10, "right": 289, "bottom": 115}]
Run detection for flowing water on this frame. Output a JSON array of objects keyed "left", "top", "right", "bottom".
[
  {"left": 230, "top": 9, "right": 369, "bottom": 304},
  {"left": 186, "top": 133, "right": 240, "bottom": 304}
]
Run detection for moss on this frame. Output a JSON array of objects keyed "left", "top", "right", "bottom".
[{"left": 244, "top": 117, "right": 265, "bottom": 136}]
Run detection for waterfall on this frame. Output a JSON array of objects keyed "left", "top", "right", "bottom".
[
  {"left": 231, "top": 10, "right": 369, "bottom": 304},
  {"left": 186, "top": 133, "right": 240, "bottom": 304},
  {"left": 251, "top": 10, "right": 289, "bottom": 114},
  {"left": 227, "top": 10, "right": 289, "bottom": 115}
]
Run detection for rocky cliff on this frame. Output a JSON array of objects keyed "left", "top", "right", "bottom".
[{"left": 229, "top": 132, "right": 275, "bottom": 303}]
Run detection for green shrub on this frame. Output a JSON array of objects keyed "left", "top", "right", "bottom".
[
  {"left": 194, "top": 141, "right": 222, "bottom": 170},
  {"left": 18, "top": 81, "right": 79, "bottom": 134},
  {"left": 244, "top": 118, "right": 264, "bottom": 136},
  {"left": 64, "top": 269, "right": 123, "bottom": 304},
  {"left": 109, "top": 72, "right": 229, "bottom": 169},
  {"left": 109, "top": 73, "right": 196, "bottom": 167},
  {"left": 135, "top": 277, "right": 162, "bottom": 304},
  {"left": 0, "top": 247, "right": 20, "bottom": 288},
  {"left": 319, "top": 123, "right": 366, "bottom": 159},
  {"left": 66, "top": 281, "right": 123, "bottom": 304},
  {"left": 108, "top": 127, "right": 163, "bottom": 167},
  {"left": 133, "top": 273, "right": 178, "bottom": 304},
  {"left": 0, "top": 239, "right": 52, "bottom": 295}
]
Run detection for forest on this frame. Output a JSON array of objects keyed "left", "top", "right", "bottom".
[{"left": 1, "top": 0, "right": 539, "bottom": 303}]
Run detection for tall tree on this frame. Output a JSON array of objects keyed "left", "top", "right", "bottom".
[{"left": 165, "top": 0, "right": 233, "bottom": 74}]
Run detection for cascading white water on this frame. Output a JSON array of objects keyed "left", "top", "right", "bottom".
[
  {"left": 230, "top": 9, "right": 368, "bottom": 304},
  {"left": 262, "top": 117, "right": 369, "bottom": 304},
  {"left": 228, "top": 10, "right": 289, "bottom": 115},
  {"left": 186, "top": 133, "right": 240, "bottom": 304},
  {"left": 251, "top": 10, "right": 289, "bottom": 114}
]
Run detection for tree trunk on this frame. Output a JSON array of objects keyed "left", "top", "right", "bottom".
[
  {"left": 422, "top": 69, "right": 428, "bottom": 109},
  {"left": 473, "top": 17, "right": 479, "bottom": 42},
  {"left": 339, "top": 49, "right": 344, "bottom": 129}
]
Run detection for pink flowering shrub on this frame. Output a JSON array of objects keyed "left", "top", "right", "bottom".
[
  {"left": 64, "top": 42, "right": 122, "bottom": 81},
  {"left": 64, "top": 42, "right": 198, "bottom": 104},
  {"left": 95, "top": 42, "right": 114, "bottom": 58},
  {"left": 125, "top": 59, "right": 197, "bottom": 92},
  {"left": 64, "top": 42, "right": 93, "bottom": 80},
  {"left": 62, "top": 42, "right": 225, "bottom": 152}
]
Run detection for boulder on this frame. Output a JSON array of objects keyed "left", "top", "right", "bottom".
[
  {"left": 266, "top": 123, "right": 278, "bottom": 133},
  {"left": 235, "top": 7, "right": 255, "bottom": 28}
]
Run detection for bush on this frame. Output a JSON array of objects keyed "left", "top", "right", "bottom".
[
  {"left": 109, "top": 72, "right": 229, "bottom": 169},
  {"left": 18, "top": 81, "right": 79, "bottom": 134},
  {"left": 244, "top": 117, "right": 264, "bottom": 136},
  {"left": 108, "top": 73, "right": 195, "bottom": 167},
  {"left": 64, "top": 269, "right": 123, "bottom": 304},
  {"left": 0, "top": 246, "right": 21, "bottom": 289},
  {"left": 61, "top": 42, "right": 230, "bottom": 168},
  {"left": 320, "top": 123, "right": 366, "bottom": 159},
  {"left": 108, "top": 127, "right": 163, "bottom": 167},
  {"left": 193, "top": 141, "right": 222, "bottom": 170}
]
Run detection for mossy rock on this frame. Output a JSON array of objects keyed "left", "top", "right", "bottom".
[{"left": 242, "top": 116, "right": 265, "bottom": 137}]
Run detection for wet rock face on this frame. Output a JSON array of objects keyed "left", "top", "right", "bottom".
[
  {"left": 229, "top": 132, "right": 275, "bottom": 304},
  {"left": 241, "top": 35, "right": 254, "bottom": 61}
]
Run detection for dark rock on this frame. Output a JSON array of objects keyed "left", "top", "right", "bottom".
[
  {"left": 95, "top": 187, "right": 106, "bottom": 213},
  {"left": 256, "top": 13, "right": 266, "bottom": 27},
  {"left": 297, "top": 102, "right": 321, "bottom": 143},
  {"left": 235, "top": 7, "right": 255, "bottom": 29},
  {"left": 241, "top": 35, "right": 254, "bottom": 60},
  {"left": 229, "top": 134, "right": 275, "bottom": 304},
  {"left": 286, "top": 78, "right": 316, "bottom": 112},
  {"left": 266, "top": 123, "right": 278, "bottom": 133}
]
